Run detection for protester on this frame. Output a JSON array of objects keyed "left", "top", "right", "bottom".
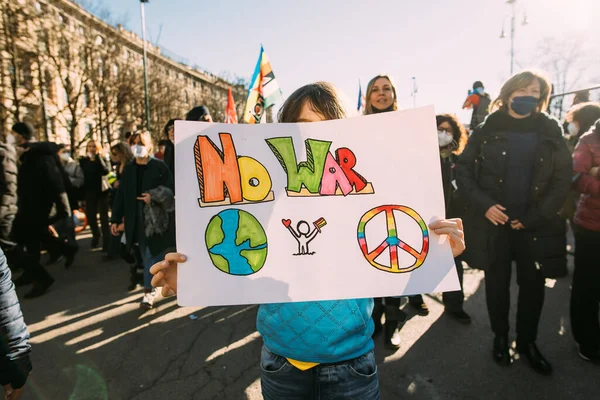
[
  {"left": 185, "top": 105, "right": 212, "bottom": 122},
  {"left": 0, "top": 247, "right": 32, "bottom": 399},
  {"left": 564, "top": 102, "right": 600, "bottom": 152},
  {"left": 364, "top": 74, "right": 428, "bottom": 349},
  {"left": 436, "top": 114, "right": 472, "bottom": 324},
  {"left": 154, "top": 140, "right": 168, "bottom": 160},
  {"left": 110, "top": 132, "right": 175, "bottom": 308},
  {"left": 55, "top": 144, "right": 83, "bottom": 251},
  {"left": 109, "top": 142, "right": 142, "bottom": 287},
  {"left": 162, "top": 119, "right": 176, "bottom": 177},
  {"left": 11, "top": 123, "right": 75, "bottom": 298},
  {"left": 570, "top": 118, "right": 600, "bottom": 364},
  {"left": 572, "top": 90, "right": 590, "bottom": 106},
  {"left": 0, "top": 134, "right": 18, "bottom": 248},
  {"left": 151, "top": 82, "right": 467, "bottom": 399},
  {"left": 462, "top": 81, "right": 492, "bottom": 130},
  {"left": 456, "top": 70, "right": 572, "bottom": 375},
  {"left": 80, "top": 140, "right": 110, "bottom": 251}
]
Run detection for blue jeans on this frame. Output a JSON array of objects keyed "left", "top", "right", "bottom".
[
  {"left": 140, "top": 244, "right": 166, "bottom": 290},
  {"left": 260, "top": 346, "right": 380, "bottom": 400}
]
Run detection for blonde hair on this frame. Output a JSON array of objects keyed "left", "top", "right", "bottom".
[
  {"left": 86, "top": 140, "right": 102, "bottom": 154},
  {"left": 491, "top": 70, "right": 552, "bottom": 114},
  {"left": 364, "top": 75, "right": 398, "bottom": 115}
]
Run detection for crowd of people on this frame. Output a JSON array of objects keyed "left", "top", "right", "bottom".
[{"left": 1, "top": 69, "right": 599, "bottom": 398}]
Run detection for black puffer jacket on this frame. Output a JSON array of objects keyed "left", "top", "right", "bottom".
[
  {"left": 13, "top": 142, "right": 68, "bottom": 238},
  {"left": 0, "top": 143, "right": 18, "bottom": 243},
  {"left": 456, "top": 111, "right": 572, "bottom": 271},
  {"left": 0, "top": 247, "right": 32, "bottom": 389}
]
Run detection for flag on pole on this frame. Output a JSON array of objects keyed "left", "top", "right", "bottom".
[
  {"left": 243, "top": 45, "right": 283, "bottom": 124},
  {"left": 357, "top": 80, "right": 366, "bottom": 113},
  {"left": 225, "top": 88, "right": 238, "bottom": 124}
]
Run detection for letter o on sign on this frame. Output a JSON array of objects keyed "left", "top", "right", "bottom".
[{"left": 238, "top": 156, "right": 272, "bottom": 202}]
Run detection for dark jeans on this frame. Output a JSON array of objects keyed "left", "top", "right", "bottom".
[
  {"left": 85, "top": 191, "right": 110, "bottom": 249},
  {"left": 485, "top": 228, "right": 545, "bottom": 345},
  {"left": 260, "top": 347, "right": 380, "bottom": 400},
  {"left": 443, "top": 257, "right": 465, "bottom": 312},
  {"left": 571, "top": 226, "right": 600, "bottom": 351}
]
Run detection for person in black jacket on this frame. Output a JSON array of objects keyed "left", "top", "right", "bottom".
[
  {"left": 111, "top": 132, "right": 175, "bottom": 309},
  {"left": 79, "top": 140, "right": 110, "bottom": 251},
  {"left": 436, "top": 114, "right": 472, "bottom": 324},
  {"left": 0, "top": 246, "right": 32, "bottom": 399},
  {"left": 456, "top": 70, "right": 572, "bottom": 375},
  {"left": 10, "top": 123, "right": 74, "bottom": 299},
  {"left": 162, "top": 119, "right": 176, "bottom": 178}
]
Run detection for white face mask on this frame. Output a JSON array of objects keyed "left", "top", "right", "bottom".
[
  {"left": 567, "top": 122, "right": 579, "bottom": 137},
  {"left": 60, "top": 152, "right": 71, "bottom": 161},
  {"left": 438, "top": 130, "right": 454, "bottom": 147},
  {"left": 5, "top": 134, "right": 15, "bottom": 145},
  {"left": 131, "top": 145, "right": 149, "bottom": 158}
]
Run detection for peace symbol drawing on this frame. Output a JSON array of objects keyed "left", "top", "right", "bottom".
[{"left": 357, "top": 205, "right": 429, "bottom": 273}]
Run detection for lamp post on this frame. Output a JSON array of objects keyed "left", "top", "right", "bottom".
[
  {"left": 140, "top": 0, "right": 151, "bottom": 132},
  {"left": 500, "top": 0, "right": 528, "bottom": 75},
  {"left": 410, "top": 77, "right": 418, "bottom": 108}
]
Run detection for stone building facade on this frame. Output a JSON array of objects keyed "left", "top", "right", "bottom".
[{"left": 0, "top": 0, "right": 247, "bottom": 151}]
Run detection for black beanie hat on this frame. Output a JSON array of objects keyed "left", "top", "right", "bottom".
[
  {"left": 12, "top": 122, "right": 34, "bottom": 141},
  {"left": 473, "top": 81, "right": 484, "bottom": 90},
  {"left": 185, "top": 106, "right": 210, "bottom": 121}
]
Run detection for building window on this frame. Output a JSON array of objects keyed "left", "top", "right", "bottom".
[
  {"left": 83, "top": 85, "right": 90, "bottom": 108},
  {"left": 85, "top": 123, "right": 93, "bottom": 139},
  {"left": 21, "top": 60, "right": 32, "bottom": 89},
  {"left": 112, "top": 64, "right": 118, "bottom": 78},
  {"left": 184, "top": 91, "right": 189, "bottom": 104},
  {"left": 44, "top": 70, "right": 55, "bottom": 101},
  {"left": 78, "top": 25, "right": 85, "bottom": 36},
  {"left": 63, "top": 88, "right": 69, "bottom": 105},
  {"left": 34, "top": 2, "right": 42, "bottom": 13},
  {"left": 95, "top": 35, "right": 104, "bottom": 45}
]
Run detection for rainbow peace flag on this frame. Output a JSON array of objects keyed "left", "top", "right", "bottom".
[
  {"left": 243, "top": 45, "right": 283, "bottom": 124},
  {"left": 313, "top": 217, "right": 327, "bottom": 232}
]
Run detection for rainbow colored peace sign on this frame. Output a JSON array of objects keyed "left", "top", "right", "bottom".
[{"left": 357, "top": 205, "right": 429, "bottom": 273}]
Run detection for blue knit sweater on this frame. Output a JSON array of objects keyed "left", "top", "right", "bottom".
[{"left": 256, "top": 298, "right": 375, "bottom": 363}]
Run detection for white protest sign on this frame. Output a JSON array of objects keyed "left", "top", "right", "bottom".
[{"left": 175, "top": 106, "right": 460, "bottom": 306}]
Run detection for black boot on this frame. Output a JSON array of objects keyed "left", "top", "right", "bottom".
[
  {"left": 493, "top": 335, "right": 513, "bottom": 366},
  {"left": 372, "top": 301, "right": 384, "bottom": 338},
  {"left": 24, "top": 277, "right": 55, "bottom": 299},
  {"left": 517, "top": 342, "right": 553, "bottom": 375},
  {"left": 63, "top": 244, "right": 78, "bottom": 269}
]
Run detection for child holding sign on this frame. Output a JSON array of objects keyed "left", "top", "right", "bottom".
[{"left": 151, "top": 82, "right": 466, "bottom": 400}]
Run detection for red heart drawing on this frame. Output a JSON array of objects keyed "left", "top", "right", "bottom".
[{"left": 282, "top": 219, "right": 291, "bottom": 228}]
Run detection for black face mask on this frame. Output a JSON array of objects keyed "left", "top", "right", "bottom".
[{"left": 371, "top": 104, "right": 395, "bottom": 114}]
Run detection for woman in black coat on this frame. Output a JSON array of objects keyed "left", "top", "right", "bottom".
[
  {"left": 111, "top": 132, "right": 175, "bottom": 309},
  {"left": 79, "top": 140, "right": 110, "bottom": 251},
  {"left": 456, "top": 70, "right": 572, "bottom": 375}
]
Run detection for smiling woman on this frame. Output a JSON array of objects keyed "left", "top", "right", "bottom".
[{"left": 364, "top": 75, "right": 399, "bottom": 115}]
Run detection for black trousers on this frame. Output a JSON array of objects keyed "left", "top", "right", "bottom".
[
  {"left": 18, "top": 226, "right": 54, "bottom": 283},
  {"left": 571, "top": 226, "right": 600, "bottom": 351},
  {"left": 485, "top": 228, "right": 545, "bottom": 345},
  {"left": 85, "top": 191, "right": 110, "bottom": 249},
  {"left": 443, "top": 257, "right": 465, "bottom": 312}
]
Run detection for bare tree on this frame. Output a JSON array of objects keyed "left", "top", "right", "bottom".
[{"left": 534, "top": 35, "right": 600, "bottom": 117}]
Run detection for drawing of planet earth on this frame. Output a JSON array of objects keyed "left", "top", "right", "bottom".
[{"left": 205, "top": 209, "right": 268, "bottom": 275}]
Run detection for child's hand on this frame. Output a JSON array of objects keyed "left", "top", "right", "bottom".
[{"left": 150, "top": 253, "right": 187, "bottom": 297}]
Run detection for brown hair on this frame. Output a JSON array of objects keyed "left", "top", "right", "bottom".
[
  {"left": 111, "top": 142, "right": 134, "bottom": 164},
  {"left": 128, "top": 131, "right": 154, "bottom": 153},
  {"left": 565, "top": 102, "right": 600, "bottom": 135},
  {"left": 364, "top": 75, "right": 398, "bottom": 115},
  {"left": 436, "top": 114, "right": 468, "bottom": 155},
  {"left": 491, "top": 70, "right": 552, "bottom": 114},
  {"left": 278, "top": 82, "right": 347, "bottom": 123}
]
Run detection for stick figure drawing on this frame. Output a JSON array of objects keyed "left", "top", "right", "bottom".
[{"left": 282, "top": 217, "right": 327, "bottom": 255}]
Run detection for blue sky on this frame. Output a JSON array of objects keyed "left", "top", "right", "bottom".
[{"left": 95, "top": 0, "right": 599, "bottom": 123}]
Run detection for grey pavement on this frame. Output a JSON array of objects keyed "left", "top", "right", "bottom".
[{"left": 13, "top": 231, "right": 600, "bottom": 400}]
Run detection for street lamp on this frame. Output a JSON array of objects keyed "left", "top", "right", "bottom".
[
  {"left": 499, "top": 0, "right": 529, "bottom": 75},
  {"left": 140, "top": 0, "right": 151, "bottom": 132}
]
